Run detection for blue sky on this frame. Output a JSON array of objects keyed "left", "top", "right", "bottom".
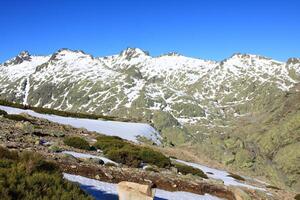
[{"left": 0, "top": 0, "right": 299, "bottom": 62}]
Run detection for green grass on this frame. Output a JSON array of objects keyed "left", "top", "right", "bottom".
[
  {"left": 174, "top": 163, "right": 208, "bottom": 179},
  {"left": 0, "top": 146, "right": 92, "bottom": 200},
  {"left": 64, "top": 136, "right": 91, "bottom": 150}
]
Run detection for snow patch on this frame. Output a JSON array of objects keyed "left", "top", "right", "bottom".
[
  {"left": 175, "top": 159, "right": 266, "bottom": 191},
  {"left": 0, "top": 105, "right": 162, "bottom": 144},
  {"left": 62, "top": 151, "right": 117, "bottom": 164},
  {"left": 63, "top": 173, "right": 223, "bottom": 200}
]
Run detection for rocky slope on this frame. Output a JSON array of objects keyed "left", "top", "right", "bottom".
[
  {"left": 0, "top": 111, "right": 295, "bottom": 200},
  {"left": 0, "top": 48, "right": 299, "bottom": 191}
]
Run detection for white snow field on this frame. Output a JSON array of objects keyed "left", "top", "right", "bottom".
[
  {"left": 175, "top": 159, "right": 266, "bottom": 191},
  {"left": 0, "top": 105, "right": 162, "bottom": 144},
  {"left": 63, "top": 173, "right": 223, "bottom": 200},
  {"left": 62, "top": 151, "right": 117, "bottom": 165}
]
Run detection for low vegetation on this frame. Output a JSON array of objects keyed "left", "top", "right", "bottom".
[
  {"left": 94, "top": 135, "right": 171, "bottom": 168},
  {"left": 3, "top": 114, "right": 32, "bottom": 122},
  {"left": 227, "top": 173, "right": 245, "bottom": 181},
  {"left": 0, "top": 146, "right": 92, "bottom": 200},
  {"left": 0, "top": 109, "right": 7, "bottom": 116},
  {"left": 0, "top": 109, "right": 32, "bottom": 123},
  {"left": 0, "top": 99, "right": 134, "bottom": 122},
  {"left": 174, "top": 163, "right": 208, "bottom": 179},
  {"left": 64, "top": 136, "right": 91, "bottom": 150},
  {"left": 295, "top": 194, "right": 300, "bottom": 200},
  {"left": 266, "top": 185, "right": 281, "bottom": 190}
]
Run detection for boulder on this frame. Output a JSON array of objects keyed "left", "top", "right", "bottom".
[{"left": 117, "top": 181, "right": 155, "bottom": 200}]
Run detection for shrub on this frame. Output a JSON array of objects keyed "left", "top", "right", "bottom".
[
  {"left": 0, "top": 148, "right": 92, "bottom": 200},
  {"left": 94, "top": 138, "right": 127, "bottom": 153},
  {"left": 95, "top": 135, "right": 171, "bottom": 168},
  {"left": 0, "top": 109, "right": 7, "bottom": 116},
  {"left": 144, "top": 166, "right": 159, "bottom": 173},
  {"left": 4, "top": 114, "right": 31, "bottom": 122},
  {"left": 64, "top": 136, "right": 90, "bottom": 150},
  {"left": 0, "top": 146, "right": 19, "bottom": 160},
  {"left": 106, "top": 145, "right": 141, "bottom": 167},
  {"left": 49, "top": 145, "right": 63, "bottom": 153},
  {"left": 104, "top": 162, "right": 118, "bottom": 167},
  {"left": 20, "top": 152, "right": 59, "bottom": 174},
  {"left": 227, "top": 173, "right": 245, "bottom": 181},
  {"left": 174, "top": 163, "right": 208, "bottom": 179},
  {"left": 139, "top": 148, "right": 171, "bottom": 168},
  {"left": 0, "top": 160, "right": 13, "bottom": 168},
  {"left": 266, "top": 185, "right": 281, "bottom": 190}
]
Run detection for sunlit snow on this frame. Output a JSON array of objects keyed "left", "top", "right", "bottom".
[
  {"left": 62, "top": 151, "right": 117, "bottom": 164},
  {"left": 63, "top": 173, "right": 223, "bottom": 200},
  {"left": 175, "top": 159, "right": 266, "bottom": 191},
  {"left": 0, "top": 105, "right": 162, "bottom": 144}
]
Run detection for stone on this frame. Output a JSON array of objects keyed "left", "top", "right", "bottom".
[
  {"left": 95, "top": 175, "right": 100, "bottom": 180},
  {"left": 117, "top": 181, "right": 155, "bottom": 200}
]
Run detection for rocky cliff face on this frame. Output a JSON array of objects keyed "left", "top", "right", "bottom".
[{"left": 0, "top": 48, "right": 299, "bottom": 190}]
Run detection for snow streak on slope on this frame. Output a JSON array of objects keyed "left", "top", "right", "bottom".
[
  {"left": 0, "top": 105, "right": 162, "bottom": 144},
  {"left": 63, "top": 173, "right": 223, "bottom": 200},
  {"left": 175, "top": 159, "right": 266, "bottom": 191},
  {"left": 23, "top": 77, "right": 30, "bottom": 105},
  {"left": 62, "top": 151, "right": 117, "bottom": 164}
]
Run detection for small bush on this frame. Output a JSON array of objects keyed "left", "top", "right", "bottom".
[
  {"left": 64, "top": 136, "right": 90, "bottom": 150},
  {"left": 4, "top": 114, "right": 31, "bottom": 122},
  {"left": 175, "top": 163, "right": 208, "bottom": 179},
  {"left": 106, "top": 145, "right": 141, "bottom": 167},
  {"left": 0, "top": 147, "right": 93, "bottom": 200},
  {"left": 49, "top": 145, "right": 63, "bottom": 153},
  {"left": 144, "top": 166, "right": 159, "bottom": 173},
  {"left": 0, "top": 160, "right": 13, "bottom": 168},
  {"left": 295, "top": 194, "right": 300, "bottom": 200},
  {"left": 94, "top": 138, "right": 127, "bottom": 153},
  {"left": 0, "top": 146, "right": 19, "bottom": 160},
  {"left": 139, "top": 148, "right": 171, "bottom": 168},
  {"left": 95, "top": 135, "right": 171, "bottom": 168},
  {"left": 266, "top": 185, "right": 281, "bottom": 190},
  {"left": 0, "top": 109, "right": 7, "bottom": 116},
  {"left": 227, "top": 173, "right": 245, "bottom": 181},
  {"left": 104, "top": 162, "right": 117, "bottom": 167}
]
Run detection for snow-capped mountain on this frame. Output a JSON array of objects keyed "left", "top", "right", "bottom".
[
  {"left": 1, "top": 48, "right": 299, "bottom": 135},
  {"left": 1, "top": 48, "right": 300, "bottom": 190}
]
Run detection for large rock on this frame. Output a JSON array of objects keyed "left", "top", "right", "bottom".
[{"left": 117, "top": 181, "right": 155, "bottom": 200}]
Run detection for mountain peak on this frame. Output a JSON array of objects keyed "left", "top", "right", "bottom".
[
  {"left": 120, "top": 48, "right": 149, "bottom": 60},
  {"left": 18, "top": 50, "right": 31, "bottom": 59},
  {"left": 3, "top": 50, "right": 32, "bottom": 66},
  {"left": 49, "top": 48, "right": 92, "bottom": 62},
  {"left": 230, "top": 53, "right": 272, "bottom": 61},
  {"left": 287, "top": 57, "right": 300, "bottom": 65}
]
